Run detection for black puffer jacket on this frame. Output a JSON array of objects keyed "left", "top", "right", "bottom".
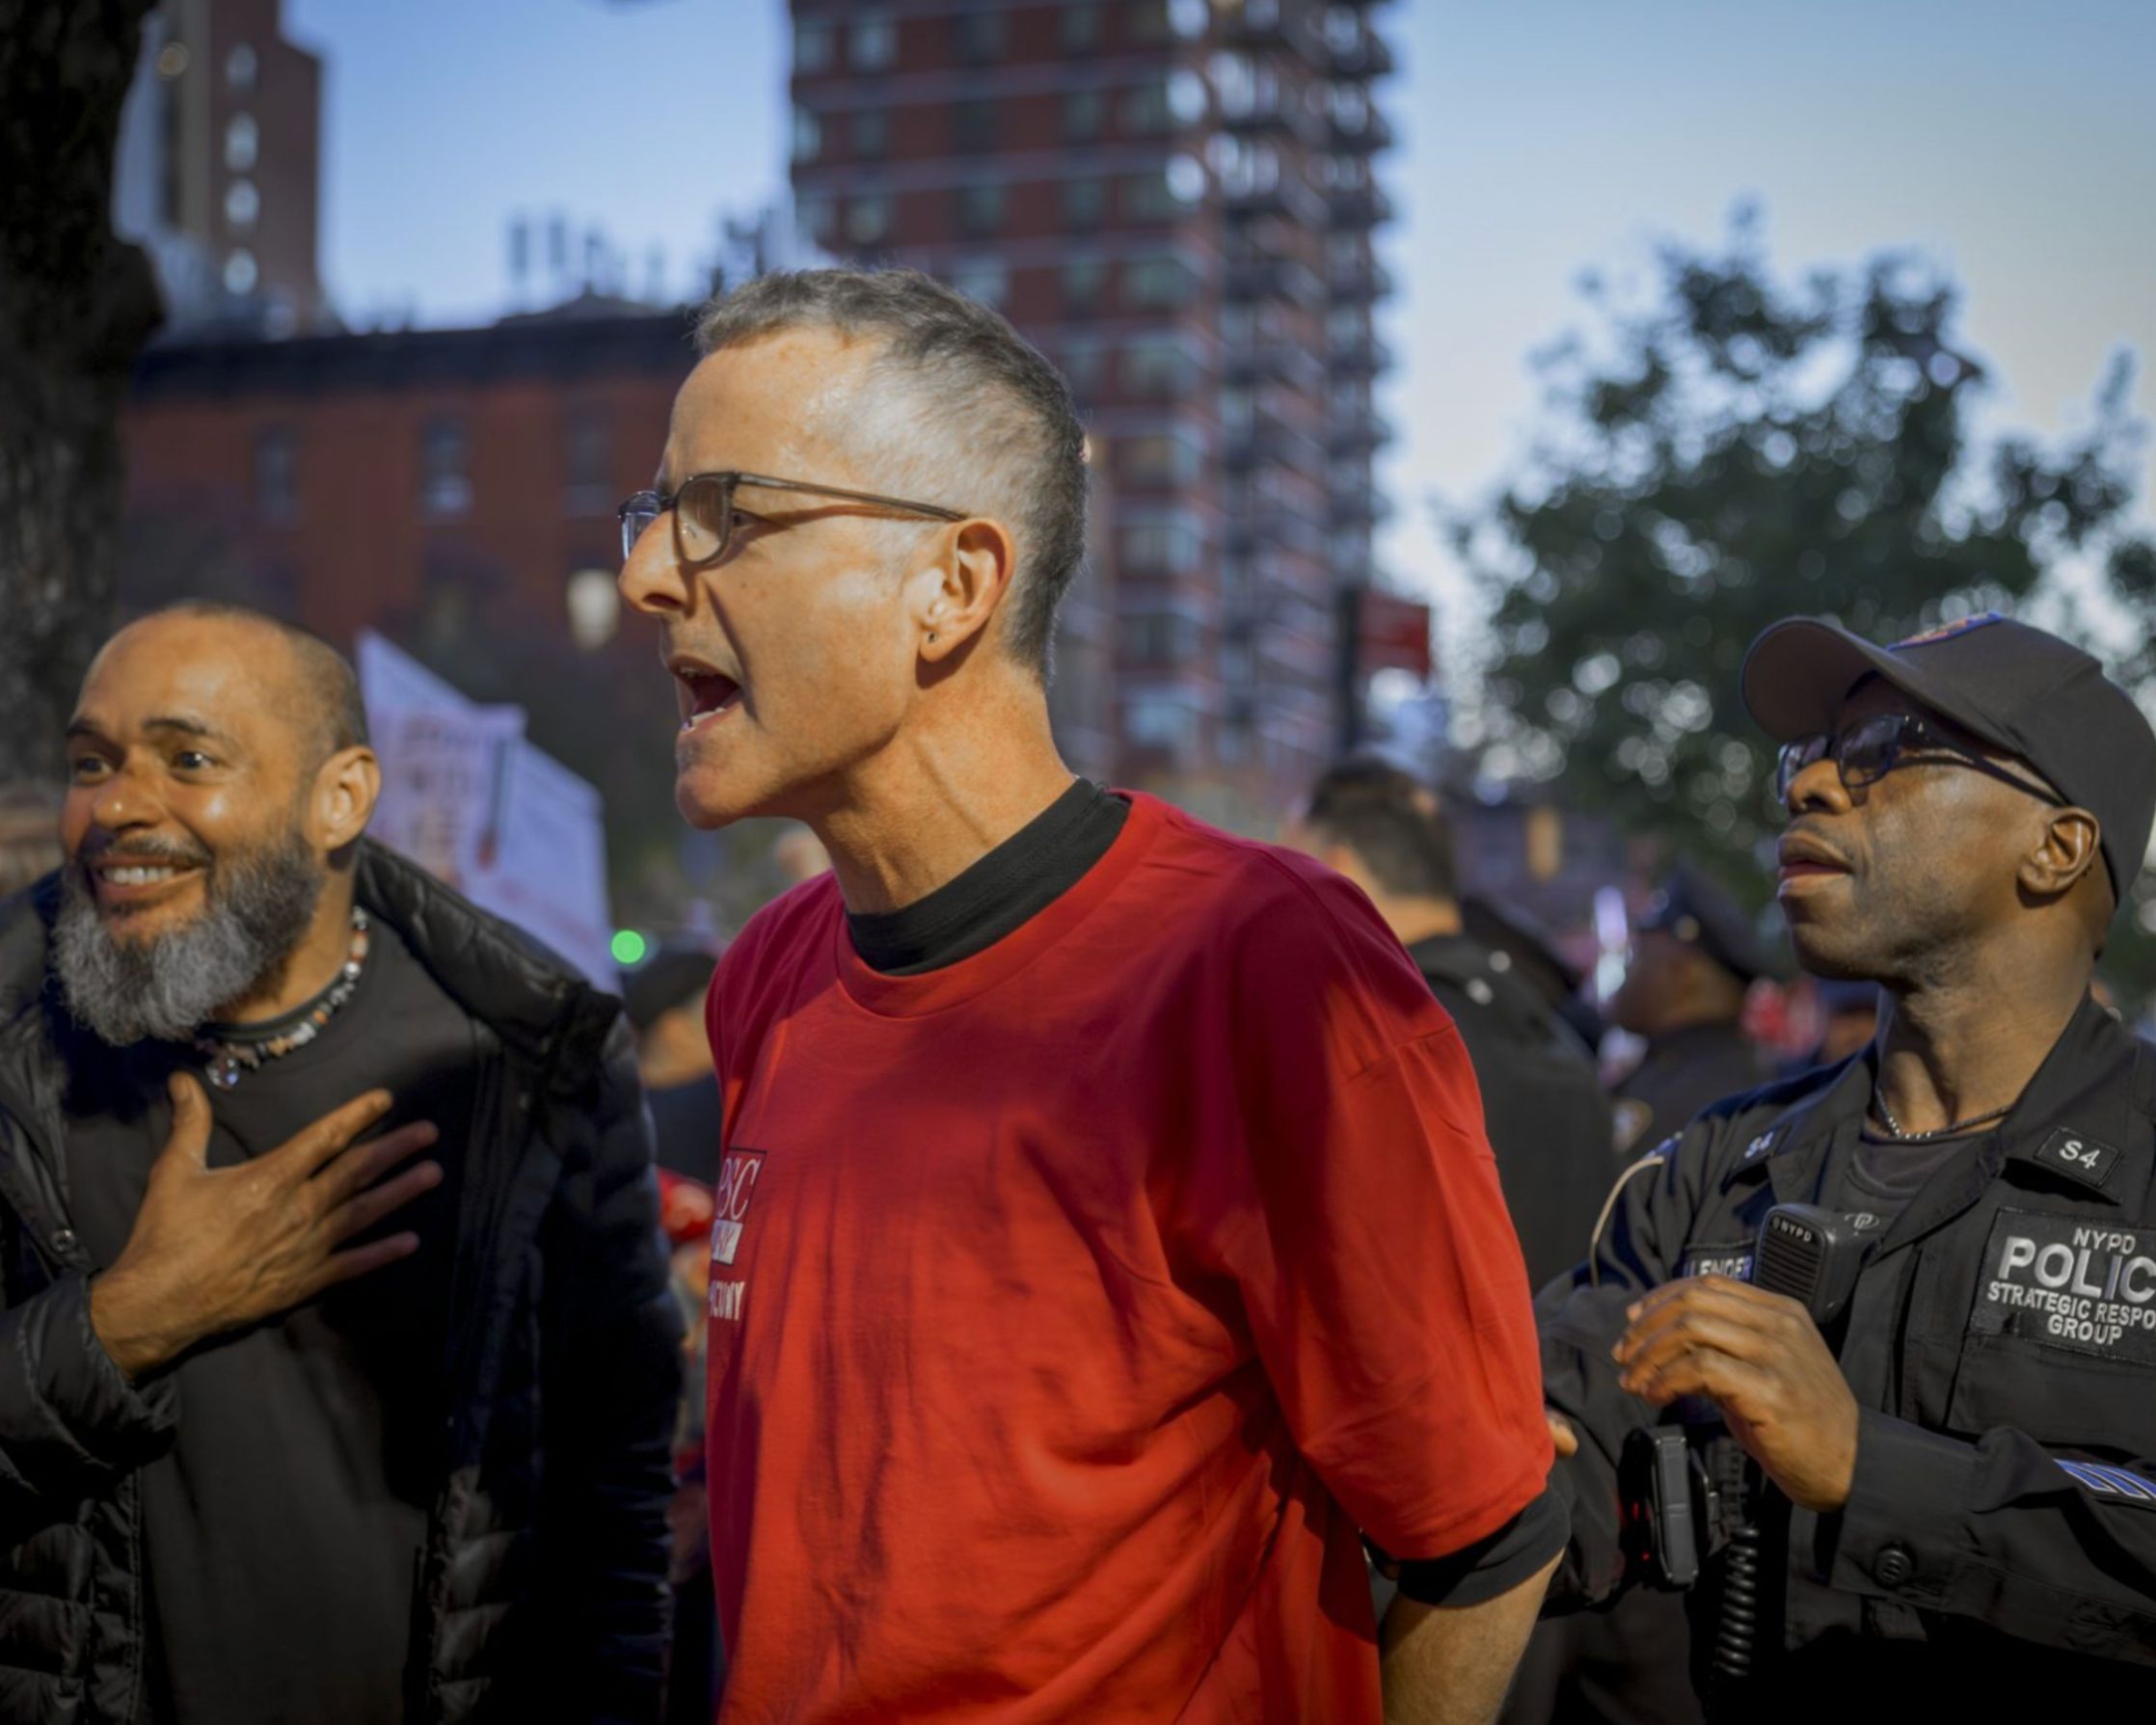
[{"left": 0, "top": 843, "right": 682, "bottom": 1724}]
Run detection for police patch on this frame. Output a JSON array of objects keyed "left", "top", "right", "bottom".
[
  {"left": 1967, "top": 1209, "right": 2156, "bottom": 1365},
  {"left": 1682, "top": 1244, "right": 1754, "bottom": 1280},
  {"left": 2058, "top": 1459, "right": 2156, "bottom": 1510},
  {"left": 2034, "top": 1128, "right": 2120, "bottom": 1191}
]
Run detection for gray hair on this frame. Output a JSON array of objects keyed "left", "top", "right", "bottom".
[{"left": 693, "top": 268, "right": 1089, "bottom": 679}]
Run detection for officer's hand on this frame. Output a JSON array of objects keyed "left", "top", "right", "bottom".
[
  {"left": 90, "top": 1074, "right": 442, "bottom": 1380},
  {"left": 1547, "top": 1412, "right": 1579, "bottom": 1459},
  {"left": 1611, "top": 1276, "right": 1858, "bottom": 1513}
]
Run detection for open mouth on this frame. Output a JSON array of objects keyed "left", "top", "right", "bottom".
[
  {"left": 673, "top": 664, "right": 743, "bottom": 732},
  {"left": 89, "top": 856, "right": 205, "bottom": 905}
]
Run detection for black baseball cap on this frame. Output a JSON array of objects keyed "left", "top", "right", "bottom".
[
  {"left": 1636, "top": 860, "right": 1771, "bottom": 983},
  {"left": 1741, "top": 611, "right": 2156, "bottom": 907}
]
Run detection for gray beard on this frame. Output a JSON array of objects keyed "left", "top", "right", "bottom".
[{"left": 53, "top": 833, "right": 327, "bottom": 1047}]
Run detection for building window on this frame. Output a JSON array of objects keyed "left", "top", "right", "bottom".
[
  {"left": 850, "top": 11, "right": 897, "bottom": 70},
  {"left": 1062, "top": 175, "right": 1108, "bottom": 227},
  {"left": 1121, "top": 430, "right": 1203, "bottom": 486},
  {"left": 794, "top": 15, "right": 834, "bottom": 72},
  {"left": 791, "top": 105, "right": 822, "bottom": 163},
  {"left": 1123, "top": 693, "right": 1196, "bottom": 751},
  {"left": 1061, "top": 89, "right": 1105, "bottom": 142},
  {"left": 956, "top": 182, "right": 1005, "bottom": 235},
  {"left": 1124, "top": 255, "right": 1199, "bottom": 309},
  {"left": 796, "top": 194, "right": 836, "bottom": 243},
  {"left": 850, "top": 108, "right": 889, "bottom": 156},
  {"left": 1122, "top": 336, "right": 1199, "bottom": 398},
  {"left": 254, "top": 425, "right": 297, "bottom": 525},
  {"left": 1128, "top": 1, "right": 1172, "bottom": 44},
  {"left": 954, "top": 99, "right": 997, "bottom": 152},
  {"left": 1121, "top": 612, "right": 1198, "bottom": 662},
  {"left": 1121, "top": 517, "right": 1203, "bottom": 575},
  {"left": 224, "top": 178, "right": 259, "bottom": 229},
  {"left": 1122, "top": 81, "right": 1173, "bottom": 135},
  {"left": 1060, "top": 5, "right": 1104, "bottom": 49},
  {"left": 950, "top": 258, "right": 1009, "bottom": 309},
  {"left": 845, "top": 193, "right": 892, "bottom": 246},
  {"left": 223, "top": 249, "right": 257, "bottom": 294},
  {"left": 420, "top": 416, "right": 472, "bottom": 519},
  {"left": 1121, "top": 172, "right": 1187, "bottom": 223},
  {"left": 953, "top": 8, "right": 1004, "bottom": 61},
  {"left": 1062, "top": 255, "right": 1109, "bottom": 312},
  {"left": 225, "top": 113, "right": 258, "bottom": 172},
  {"left": 1058, "top": 337, "right": 1106, "bottom": 398},
  {"left": 565, "top": 406, "right": 610, "bottom": 517},
  {"left": 226, "top": 42, "right": 257, "bottom": 91}
]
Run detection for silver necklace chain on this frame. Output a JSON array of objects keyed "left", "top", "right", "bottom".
[{"left": 1871, "top": 1087, "right": 2011, "bottom": 1142}]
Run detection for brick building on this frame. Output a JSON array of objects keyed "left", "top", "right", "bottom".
[
  {"left": 115, "top": 0, "right": 330, "bottom": 335},
  {"left": 789, "top": 0, "right": 1399, "bottom": 815}
]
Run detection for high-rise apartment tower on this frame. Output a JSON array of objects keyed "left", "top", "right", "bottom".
[{"left": 789, "top": 0, "right": 1394, "bottom": 812}]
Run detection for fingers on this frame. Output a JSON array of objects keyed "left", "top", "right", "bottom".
[
  {"left": 157, "top": 1072, "right": 214, "bottom": 1171},
  {"left": 313, "top": 1120, "right": 440, "bottom": 1204},
  {"left": 1617, "top": 1308, "right": 1779, "bottom": 1396},
  {"left": 1626, "top": 1349, "right": 1770, "bottom": 1411},
  {"left": 1620, "top": 1278, "right": 1807, "bottom": 1359},
  {"left": 329, "top": 1161, "right": 444, "bottom": 1243},
  {"left": 274, "top": 1090, "right": 397, "bottom": 1176},
  {"left": 1547, "top": 1413, "right": 1579, "bottom": 1459},
  {"left": 316, "top": 1232, "right": 421, "bottom": 1289}
]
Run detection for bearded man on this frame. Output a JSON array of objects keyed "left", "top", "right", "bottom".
[{"left": 0, "top": 604, "right": 679, "bottom": 1725}]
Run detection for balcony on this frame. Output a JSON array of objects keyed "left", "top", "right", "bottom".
[
  {"left": 1226, "top": 339, "right": 1330, "bottom": 393},
  {"left": 1326, "top": 411, "right": 1394, "bottom": 455},
  {"left": 1225, "top": 256, "right": 1327, "bottom": 307},
  {"left": 1329, "top": 183, "right": 1396, "bottom": 229},
  {"left": 1330, "top": 484, "right": 1389, "bottom": 526},
  {"left": 1327, "top": 257, "right": 1396, "bottom": 304},
  {"left": 1225, "top": 418, "right": 1327, "bottom": 473},
  {"left": 1331, "top": 33, "right": 1396, "bottom": 78},
  {"left": 1331, "top": 108, "right": 1396, "bottom": 154},
  {"left": 1329, "top": 332, "right": 1393, "bottom": 377}
]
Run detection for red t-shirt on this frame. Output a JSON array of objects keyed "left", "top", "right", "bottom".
[{"left": 703, "top": 794, "right": 1551, "bottom": 1723}]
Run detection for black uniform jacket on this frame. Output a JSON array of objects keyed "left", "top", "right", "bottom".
[
  {"left": 0, "top": 845, "right": 682, "bottom": 1725},
  {"left": 1540, "top": 994, "right": 2156, "bottom": 1689}
]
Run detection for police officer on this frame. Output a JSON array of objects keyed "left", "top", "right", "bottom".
[
  {"left": 1609, "top": 862, "right": 1771, "bottom": 1155},
  {"left": 1541, "top": 610, "right": 2156, "bottom": 1713},
  {"left": 1288, "top": 759, "right": 1615, "bottom": 1287}
]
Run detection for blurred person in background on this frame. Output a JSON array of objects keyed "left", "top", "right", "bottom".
[
  {"left": 618, "top": 266, "right": 1559, "bottom": 1724},
  {"left": 1541, "top": 610, "right": 2156, "bottom": 1713},
  {"left": 1792, "top": 977, "right": 1882, "bottom": 1073},
  {"left": 626, "top": 943, "right": 723, "bottom": 1185},
  {"left": 1287, "top": 758, "right": 1614, "bottom": 1288},
  {"left": 771, "top": 823, "right": 830, "bottom": 886},
  {"left": 0, "top": 783, "right": 63, "bottom": 898},
  {"left": 0, "top": 603, "right": 678, "bottom": 1724},
  {"left": 1461, "top": 894, "right": 1606, "bottom": 1058},
  {"left": 1608, "top": 863, "right": 1770, "bottom": 1155},
  {"left": 624, "top": 945, "right": 727, "bottom": 1725}
]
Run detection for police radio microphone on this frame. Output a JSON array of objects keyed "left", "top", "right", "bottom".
[{"left": 1749, "top": 1203, "right": 1869, "bottom": 1328}]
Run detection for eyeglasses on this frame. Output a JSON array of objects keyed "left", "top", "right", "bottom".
[
  {"left": 617, "top": 471, "right": 968, "bottom": 570},
  {"left": 1775, "top": 712, "right": 2066, "bottom": 808}
]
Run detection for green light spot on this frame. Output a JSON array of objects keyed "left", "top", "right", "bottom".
[{"left": 611, "top": 929, "right": 649, "bottom": 966}]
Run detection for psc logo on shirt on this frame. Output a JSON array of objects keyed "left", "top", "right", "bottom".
[{"left": 711, "top": 1147, "right": 768, "bottom": 1269}]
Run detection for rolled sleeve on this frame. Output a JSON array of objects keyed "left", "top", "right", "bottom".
[{"left": 1825, "top": 1408, "right": 1980, "bottom": 1604}]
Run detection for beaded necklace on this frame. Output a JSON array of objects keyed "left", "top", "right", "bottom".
[{"left": 195, "top": 908, "right": 370, "bottom": 1091}]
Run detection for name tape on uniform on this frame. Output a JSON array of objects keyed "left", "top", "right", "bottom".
[
  {"left": 1683, "top": 1244, "right": 1755, "bottom": 1280},
  {"left": 1969, "top": 1209, "right": 2156, "bottom": 1364}
]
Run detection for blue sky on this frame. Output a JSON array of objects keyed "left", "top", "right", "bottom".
[{"left": 288, "top": 0, "right": 2156, "bottom": 670}]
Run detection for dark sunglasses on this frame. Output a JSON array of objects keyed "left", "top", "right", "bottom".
[
  {"left": 617, "top": 471, "right": 968, "bottom": 570},
  {"left": 1775, "top": 712, "right": 2066, "bottom": 808}
]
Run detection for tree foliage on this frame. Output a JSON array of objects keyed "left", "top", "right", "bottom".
[{"left": 1451, "top": 210, "right": 2153, "bottom": 912}]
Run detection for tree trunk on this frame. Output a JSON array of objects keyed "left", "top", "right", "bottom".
[{"left": 0, "top": 0, "right": 164, "bottom": 787}]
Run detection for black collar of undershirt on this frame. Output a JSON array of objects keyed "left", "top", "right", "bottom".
[{"left": 846, "top": 779, "right": 1130, "bottom": 976}]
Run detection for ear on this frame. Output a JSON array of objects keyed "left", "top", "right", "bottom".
[
  {"left": 913, "top": 518, "right": 1016, "bottom": 664},
  {"left": 310, "top": 747, "right": 382, "bottom": 854},
  {"left": 2022, "top": 805, "right": 2102, "bottom": 900}
]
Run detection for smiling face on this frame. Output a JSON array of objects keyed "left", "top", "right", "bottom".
[
  {"left": 618, "top": 329, "right": 955, "bottom": 830},
  {"left": 55, "top": 612, "right": 375, "bottom": 1043},
  {"left": 1773, "top": 678, "right": 2098, "bottom": 982}
]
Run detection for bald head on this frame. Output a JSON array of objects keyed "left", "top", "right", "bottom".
[{"left": 129, "top": 603, "right": 368, "bottom": 772}]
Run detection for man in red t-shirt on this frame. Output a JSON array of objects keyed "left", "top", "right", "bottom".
[{"left": 617, "top": 267, "right": 1561, "bottom": 1723}]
